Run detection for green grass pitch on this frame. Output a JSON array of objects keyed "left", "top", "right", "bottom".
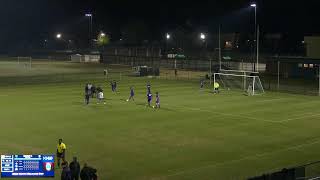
[{"left": 0, "top": 60, "right": 320, "bottom": 180}]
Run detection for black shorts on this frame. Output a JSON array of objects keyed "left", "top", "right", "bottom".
[{"left": 57, "top": 153, "right": 64, "bottom": 158}]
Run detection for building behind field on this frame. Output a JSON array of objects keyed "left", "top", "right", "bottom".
[
  {"left": 71, "top": 53, "right": 101, "bottom": 63},
  {"left": 304, "top": 36, "right": 320, "bottom": 59}
]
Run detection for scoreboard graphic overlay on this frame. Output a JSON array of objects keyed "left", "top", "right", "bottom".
[{"left": 1, "top": 155, "right": 54, "bottom": 178}]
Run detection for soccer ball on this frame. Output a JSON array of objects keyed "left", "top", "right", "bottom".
[
  {"left": 152, "top": 106, "right": 155, "bottom": 108},
  {"left": 126, "top": 99, "right": 129, "bottom": 102}
]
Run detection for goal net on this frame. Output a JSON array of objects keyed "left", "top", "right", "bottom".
[
  {"left": 17, "top": 57, "right": 32, "bottom": 68},
  {"left": 214, "top": 72, "right": 265, "bottom": 95}
]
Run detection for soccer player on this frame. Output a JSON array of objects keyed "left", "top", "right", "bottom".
[
  {"left": 57, "top": 138, "right": 67, "bottom": 168},
  {"left": 127, "top": 86, "right": 135, "bottom": 101},
  {"left": 114, "top": 80, "right": 117, "bottom": 92},
  {"left": 91, "top": 84, "right": 96, "bottom": 98},
  {"left": 103, "top": 69, "right": 108, "bottom": 76},
  {"left": 87, "top": 83, "right": 92, "bottom": 95},
  {"left": 155, "top": 92, "right": 160, "bottom": 108},
  {"left": 247, "top": 84, "right": 253, "bottom": 96},
  {"left": 147, "top": 82, "right": 151, "bottom": 94},
  {"left": 84, "top": 84, "right": 90, "bottom": 105},
  {"left": 61, "top": 161, "right": 71, "bottom": 180},
  {"left": 80, "top": 163, "right": 98, "bottom": 180},
  {"left": 214, "top": 82, "right": 220, "bottom": 94},
  {"left": 97, "top": 91, "right": 105, "bottom": 104},
  {"left": 69, "top": 157, "right": 80, "bottom": 180},
  {"left": 200, "top": 79, "right": 204, "bottom": 90},
  {"left": 147, "top": 92, "right": 152, "bottom": 107},
  {"left": 96, "top": 86, "right": 103, "bottom": 93},
  {"left": 110, "top": 81, "right": 114, "bottom": 92}
]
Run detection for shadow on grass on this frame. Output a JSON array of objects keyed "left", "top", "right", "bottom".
[
  {"left": 135, "top": 102, "right": 177, "bottom": 112},
  {"left": 135, "top": 102, "right": 147, "bottom": 107},
  {"left": 72, "top": 99, "right": 112, "bottom": 106},
  {"left": 155, "top": 107, "right": 177, "bottom": 112}
]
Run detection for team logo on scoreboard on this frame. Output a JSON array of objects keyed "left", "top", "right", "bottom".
[{"left": 43, "top": 162, "right": 54, "bottom": 171}]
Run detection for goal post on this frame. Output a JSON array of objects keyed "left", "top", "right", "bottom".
[
  {"left": 214, "top": 72, "right": 265, "bottom": 95},
  {"left": 17, "top": 56, "right": 32, "bottom": 68}
]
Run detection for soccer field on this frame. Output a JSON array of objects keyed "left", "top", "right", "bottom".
[{"left": 1, "top": 61, "right": 320, "bottom": 180}]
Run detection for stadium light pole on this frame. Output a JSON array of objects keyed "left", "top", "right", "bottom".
[
  {"left": 166, "top": 33, "right": 170, "bottom": 40},
  {"left": 201, "top": 33, "right": 211, "bottom": 84},
  {"left": 56, "top": 33, "right": 62, "bottom": 39},
  {"left": 99, "top": 32, "right": 106, "bottom": 50},
  {"left": 85, "top": 13, "right": 93, "bottom": 49},
  {"left": 218, "top": 25, "right": 222, "bottom": 71},
  {"left": 319, "top": 64, "right": 320, "bottom": 96},
  {"left": 166, "top": 33, "right": 175, "bottom": 68},
  {"left": 56, "top": 33, "right": 71, "bottom": 50},
  {"left": 250, "top": 3, "right": 258, "bottom": 72},
  {"left": 166, "top": 33, "right": 170, "bottom": 55},
  {"left": 43, "top": 39, "right": 48, "bottom": 49}
]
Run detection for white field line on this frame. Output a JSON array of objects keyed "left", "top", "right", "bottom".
[
  {"left": 163, "top": 103, "right": 280, "bottom": 123},
  {"left": 278, "top": 113, "right": 320, "bottom": 122},
  {"left": 240, "top": 100, "right": 320, "bottom": 117},
  {"left": 185, "top": 107, "right": 269, "bottom": 122},
  {"left": 309, "top": 177, "right": 320, "bottom": 180},
  {"left": 256, "top": 98, "right": 290, "bottom": 103},
  {"left": 242, "top": 106, "right": 319, "bottom": 118},
  {"left": 164, "top": 103, "right": 320, "bottom": 124},
  {"left": 154, "top": 138, "right": 320, "bottom": 179}
]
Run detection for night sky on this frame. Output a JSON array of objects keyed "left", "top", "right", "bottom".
[{"left": 0, "top": 0, "right": 319, "bottom": 51}]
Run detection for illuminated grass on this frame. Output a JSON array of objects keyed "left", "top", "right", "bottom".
[{"left": 0, "top": 61, "right": 320, "bottom": 180}]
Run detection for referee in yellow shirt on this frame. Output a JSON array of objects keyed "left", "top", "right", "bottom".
[{"left": 57, "top": 138, "right": 67, "bottom": 168}]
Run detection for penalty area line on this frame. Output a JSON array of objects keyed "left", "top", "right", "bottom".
[
  {"left": 163, "top": 103, "right": 280, "bottom": 123},
  {"left": 154, "top": 138, "right": 320, "bottom": 179},
  {"left": 278, "top": 113, "right": 320, "bottom": 123}
]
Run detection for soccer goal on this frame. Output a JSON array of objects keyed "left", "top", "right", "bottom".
[
  {"left": 17, "top": 56, "right": 32, "bottom": 69},
  {"left": 214, "top": 72, "right": 265, "bottom": 95}
]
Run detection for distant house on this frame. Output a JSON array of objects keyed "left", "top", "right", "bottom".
[
  {"left": 304, "top": 36, "right": 320, "bottom": 59},
  {"left": 266, "top": 56, "right": 320, "bottom": 79},
  {"left": 264, "top": 36, "right": 320, "bottom": 79}
]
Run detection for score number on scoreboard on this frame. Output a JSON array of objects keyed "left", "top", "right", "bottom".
[{"left": 1, "top": 155, "right": 54, "bottom": 178}]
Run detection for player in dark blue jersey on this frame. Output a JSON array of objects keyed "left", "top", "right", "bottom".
[
  {"left": 84, "top": 83, "right": 90, "bottom": 105},
  {"left": 91, "top": 84, "right": 96, "bottom": 98},
  {"left": 147, "top": 82, "right": 151, "bottom": 94},
  {"left": 147, "top": 92, "right": 152, "bottom": 107},
  {"left": 155, "top": 92, "right": 160, "bottom": 108},
  {"left": 113, "top": 80, "right": 117, "bottom": 92},
  {"left": 110, "top": 80, "right": 117, "bottom": 93},
  {"left": 110, "top": 81, "right": 114, "bottom": 92},
  {"left": 127, "top": 86, "right": 135, "bottom": 101}
]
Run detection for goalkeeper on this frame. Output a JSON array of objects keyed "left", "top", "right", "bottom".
[{"left": 213, "top": 82, "right": 220, "bottom": 94}]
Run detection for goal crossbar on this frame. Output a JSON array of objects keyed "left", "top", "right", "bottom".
[
  {"left": 220, "top": 69, "right": 259, "bottom": 74},
  {"left": 214, "top": 72, "right": 265, "bottom": 95},
  {"left": 214, "top": 72, "right": 258, "bottom": 78}
]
